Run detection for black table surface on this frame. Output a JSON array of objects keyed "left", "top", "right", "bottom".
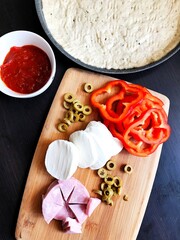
[{"left": 0, "top": 1, "right": 180, "bottom": 240}]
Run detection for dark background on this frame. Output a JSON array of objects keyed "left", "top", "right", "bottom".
[{"left": 0, "top": 1, "right": 180, "bottom": 239}]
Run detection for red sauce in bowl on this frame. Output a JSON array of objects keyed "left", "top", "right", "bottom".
[{"left": 0, "top": 45, "right": 52, "bottom": 94}]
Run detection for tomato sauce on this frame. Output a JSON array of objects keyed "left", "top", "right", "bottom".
[{"left": 0, "top": 45, "right": 52, "bottom": 94}]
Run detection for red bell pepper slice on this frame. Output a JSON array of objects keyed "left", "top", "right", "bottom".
[
  {"left": 129, "top": 83, "right": 164, "bottom": 106},
  {"left": 90, "top": 79, "right": 171, "bottom": 157},
  {"left": 90, "top": 80, "right": 145, "bottom": 123},
  {"left": 109, "top": 122, "right": 124, "bottom": 143},
  {"left": 122, "top": 99, "right": 167, "bottom": 130},
  {"left": 122, "top": 108, "right": 171, "bottom": 156}
]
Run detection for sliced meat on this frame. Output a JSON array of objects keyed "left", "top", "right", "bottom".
[
  {"left": 86, "top": 197, "right": 101, "bottom": 216},
  {"left": 62, "top": 217, "right": 82, "bottom": 234},
  {"left": 59, "top": 177, "right": 78, "bottom": 201},
  {"left": 43, "top": 180, "right": 64, "bottom": 206},
  {"left": 42, "top": 200, "right": 64, "bottom": 224},
  {"left": 54, "top": 205, "right": 75, "bottom": 221},
  {"left": 68, "top": 179, "right": 90, "bottom": 204},
  {"left": 42, "top": 180, "right": 65, "bottom": 223},
  {"left": 69, "top": 204, "right": 88, "bottom": 224},
  {"left": 42, "top": 178, "right": 101, "bottom": 233}
]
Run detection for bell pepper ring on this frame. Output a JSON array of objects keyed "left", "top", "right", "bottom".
[
  {"left": 129, "top": 83, "right": 164, "bottom": 107},
  {"left": 90, "top": 79, "right": 171, "bottom": 157},
  {"left": 90, "top": 80, "right": 145, "bottom": 123},
  {"left": 122, "top": 98, "right": 168, "bottom": 130},
  {"left": 123, "top": 108, "right": 170, "bottom": 143}
]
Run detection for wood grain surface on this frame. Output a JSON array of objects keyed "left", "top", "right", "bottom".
[{"left": 15, "top": 68, "right": 170, "bottom": 240}]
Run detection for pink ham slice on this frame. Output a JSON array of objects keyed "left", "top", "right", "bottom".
[
  {"left": 65, "top": 226, "right": 82, "bottom": 234},
  {"left": 54, "top": 204, "right": 75, "bottom": 221},
  {"left": 62, "top": 217, "right": 82, "bottom": 234},
  {"left": 60, "top": 177, "right": 89, "bottom": 202},
  {"left": 86, "top": 197, "right": 101, "bottom": 216},
  {"left": 42, "top": 177, "right": 101, "bottom": 233},
  {"left": 68, "top": 181, "right": 90, "bottom": 204},
  {"left": 42, "top": 180, "right": 65, "bottom": 223},
  {"left": 69, "top": 204, "right": 87, "bottom": 224},
  {"left": 42, "top": 200, "right": 64, "bottom": 224}
]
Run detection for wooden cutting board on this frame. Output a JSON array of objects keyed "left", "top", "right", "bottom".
[{"left": 15, "top": 68, "right": 170, "bottom": 240}]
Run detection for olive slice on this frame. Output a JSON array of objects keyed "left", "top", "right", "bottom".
[
  {"left": 124, "top": 164, "right": 133, "bottom": 174},
  {"left": 106, "top": 198, "right": 114, "bottom": 206},
  {"left": 64, "top": 93, "right": 75, "bottom": 103},
  {"left": 63, "top": 100, "right": 71, "bottom": 110},
  {"left": 74, "top": 102, "right": 83, "bottom": 112},
  {"left": 65, "top": 110, "right": 74, "bottom": 122},
  {"left": 113, "top": 176, "right": 122, "bottom": 187},
  {"left": 106, "top": 160, "right": 116, "bottom": 170},
  {"left": 100, "top": 182, "right": 109, "bottom": 191},
  {"left": 78, "top": 112, "right": 86, "bottom": 122},
  {"left": 57, "top": 123, "right": 68, "bottom": 132},
  {"left": 123, "top": 194, "right": 128, "bottom": 201},
  {"left": 72, "top": 98, "right": 80, "bottom": 105},
  {"left": 117, "top": 186, "right": 122, "bottom": 196},
  {"left": 82, "top": 105, "right": 92, "bottom": 115},
  {"left": 93, "top": 190, "right": 103, "bottom": 196},
  {"left": 63, "top": 118, "right": 71, "bottom": 126},
  {"left": 104, "top": 175, "right": 114, "bottom": 185},
  {"left": 97, "top": 168, "right": 107, "bottom": 178},
  {"left": 84, "top": 83, "right": 93, "bottom": 93},
  {"left": 104, "top": 188, "right": 114, "bottom": 198},
  {"left": 72, "top": 113, "right": 79, "bottom": 122}
]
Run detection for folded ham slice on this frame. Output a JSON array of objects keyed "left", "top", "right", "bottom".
[
  {"left": 62, "top": 217, "right": 82, "bottom": 234},
  {"left": 42, "top": 177, "right": 101, "bottom": 234}
]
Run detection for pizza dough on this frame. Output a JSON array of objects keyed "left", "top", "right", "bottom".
[{"left": 42, "top": 0, "right": 180, "bottom": 70}]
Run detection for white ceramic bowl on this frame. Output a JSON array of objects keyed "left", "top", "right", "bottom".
[{"left": 0, "top": 30, "right": 56, "bottom": 98}]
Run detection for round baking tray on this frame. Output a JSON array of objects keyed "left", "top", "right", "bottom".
[{"left": 35, "top": 0, "right": 180, "bottom": 74}]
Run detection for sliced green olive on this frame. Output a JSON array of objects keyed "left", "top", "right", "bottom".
[
  {"left": 93, "top": 189, "right": 103, "bottom": 196},
  {"left": 72, "top": 98, "right": 80, "bottom": 105},
  {"left": 84, "top": 83, "right": 93, "bottom": 93},
  {"left": 117, "top": 186, "right": 122, "bottom": 196},
  {"left": 111, "top": 186, "right": 117, "bottom": 195},
  {"left": 106, "top": 198, "right": 114, "bottom": 206},
  {"left": 57, "top": 123, "right": 68, "bottom": 132},
  {"left": 123, "top": 194, "right": 128, "bottom": 201},
  {"left": 106, "top": 160, "right": 116, "bottom": 171},
  {"left": 96, "top": 161, "right": 124, "bottom": 206},
  {"left": 64, "top": 93, "right": 75, "bottom": 103},
  {"left": 124, "top": 164, "right": 133, "bottom": 174},
  {"left": 104, "top": 175, "right": 114, "bottom": 185},
  {"left": 78, "top": 112, "right": 86, "bottom": 122},
  {"left": 82, "top": 105, "right": 92, "bottom": 115},
  {"left": 63, "top": 100, "right": 71, "bottom": 110},
  {"left": 97, "top": 168, "right": 107, "bottom": 178},
  {"left": 71, "top": 107, "right": 78, "bottom": 114},
  {"left": 100, "top": 182, "right": 109, "bottom": 191},
  {"left": 102, "top": 195, "right": 113, "bottom": 206},
  {"left": 101, "top": 195, "right": 109, "bottom": 202},
  {"left": 59, "top": 91, "right": 93, "bottom": 133},
  {"left": 72, "top": 113, "right": 79, "bottom": 122},
  {"left": 65, "top": 110, "right": 74, "bottom": 122},
  {"left": 104, "top": 188, "right": 114, "bottom": 198},
  {"left": 73, "top": 102, "right": 83, "bottom": 112},
  {"left": 113, "top": 176, "right": 122, "bottom": 188},
  {"left": 63, "top": 118, "right": 71, "bottom": 126}
]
